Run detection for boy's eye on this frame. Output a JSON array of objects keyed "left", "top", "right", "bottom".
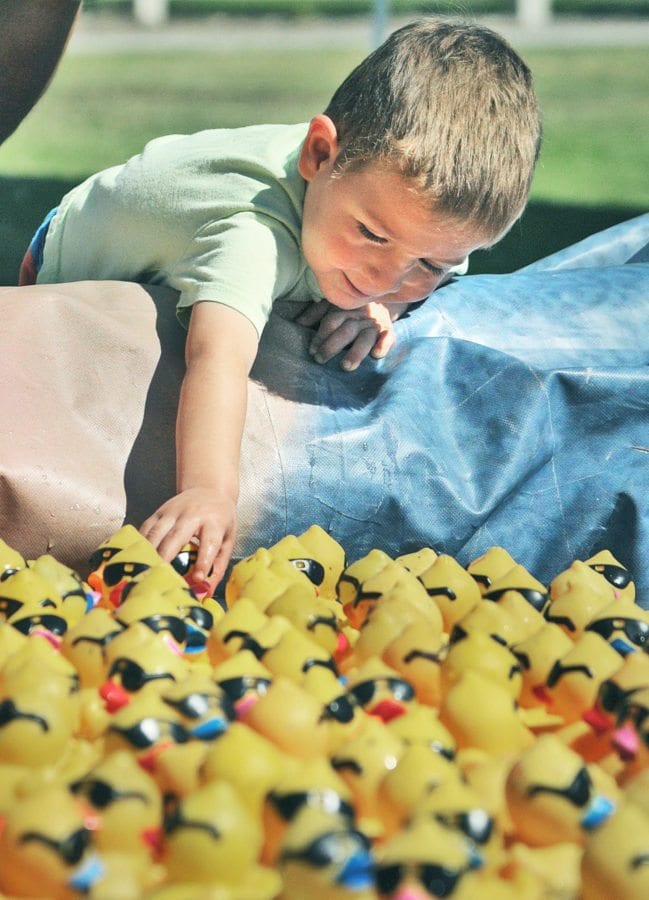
[
  {"left": 420, "top": 259, "right": 445, "bottom": 276},
  {"left": 358, "top": 222, "right": 386, "bottom": 244}
]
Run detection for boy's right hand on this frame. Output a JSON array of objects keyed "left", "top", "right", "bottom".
[
  {"left": 144, "top": 300, "right": 257, "bottom": 594},
  {"left": 297, "top": 299, "right": 398, "bottom": 371},
  {"left": 140, "top": 486, "right": 237, "bottom": 591}
]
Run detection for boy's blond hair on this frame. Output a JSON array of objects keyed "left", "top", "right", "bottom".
[{"left": 324, "top": 18, "right": 542, "bottom": 239}]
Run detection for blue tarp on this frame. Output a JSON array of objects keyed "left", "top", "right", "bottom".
[{"left": 239, "top": 213, "right": 649, "bottom": 602}]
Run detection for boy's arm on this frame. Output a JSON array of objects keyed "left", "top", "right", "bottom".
[{"left": 140, "top": 301, "right": 258, "bottom": 587}]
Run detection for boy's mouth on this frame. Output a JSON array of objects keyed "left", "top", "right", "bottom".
[{"left": 342, "top": 271, "right": 373, "bottom": 302}]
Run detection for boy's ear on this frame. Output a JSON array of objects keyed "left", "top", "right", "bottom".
[{"left": 298, "top": 115, "right": 340, "bottom": 181}]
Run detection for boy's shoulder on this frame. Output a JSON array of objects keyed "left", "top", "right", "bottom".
[
  {"left": 138, "top": 122, "right": 309, "bottom": 174},
  {"left": 122, "top": 122, "right": 311, "bottom": 220}
]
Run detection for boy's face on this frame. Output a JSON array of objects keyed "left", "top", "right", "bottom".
[{"left": 298, "top": 116, "right": 489, "bottom": 310}]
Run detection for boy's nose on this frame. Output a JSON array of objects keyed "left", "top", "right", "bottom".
[{"left": 365, "top": 265, "right": 404, "bottom": 297}]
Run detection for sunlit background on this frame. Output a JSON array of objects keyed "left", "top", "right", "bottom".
[{"left": 1, "top": 0, "right": 647, "bottom": 282}]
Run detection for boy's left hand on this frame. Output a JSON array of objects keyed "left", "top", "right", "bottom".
[{"left": 297, "top": 300, "right": 402, "bottom": 371}]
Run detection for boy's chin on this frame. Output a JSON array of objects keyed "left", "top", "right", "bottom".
[
  {"left": 314, "top": 272, "right": 373, "bottom": 310},
  {"left": 327, "top": 296, "right": 370, "bottom": 311}
]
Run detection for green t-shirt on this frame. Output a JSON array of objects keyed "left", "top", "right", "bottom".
[{"left": 38, "top": 122, "right": 320, "bottom": 337}]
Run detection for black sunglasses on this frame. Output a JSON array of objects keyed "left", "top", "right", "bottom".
[
  {"left": 321, "top": 677, "right": 415, "bottom": 723},
  {"left": 527, "top": 766, "right": 592, "bottom": 808},
  {"left": 336, "top": 572, "right": 381, "bottom": 609},
  {"left": 71, "top": 778, "right": 149, "bottom": 809},
  {"left": 107, "top": 657, "right": 176, "bottom": 693},
  {"left": 102, "top": 561, "right": 151, "bottom": 588},
  {"left": 307, "top": 614, "right": 339, "bottom": 634},
  {"left": 348, "top": 677, "right": 415, "bottom": 707},
  {"left": 11, "top": 613, "right": 67, "bottom": 637},
  {"left": 171, "top": 548, "right": 198, "bottom": 577},
  {"left": 163, "top": 691, "right": 235, "bottom": 723},
  {"left": 280, "top": 829, "right": 371, "bottom": 868},
  {"left": 485, "top": 587, "right": 549, "bottom": 613},
  {"left": 449, "top": 624, "right": 508, "bottom": 647},
  {"left": 289, "top": 557, "right": 325, "bottom": 587},
  {"left": 120, "top": 614, "right": 187, "bottom": 645},
  {"left": 87, "top": 546, "right": 118, "bottom": 571},
  {"left": 320, "top": 692, "right": 360, "bottom": 724},
  {"left": 302, "top": 656, "right": 339, "bottom": 677},
  {"left": 109, "top": 716, "right": 190, "bottom": 750},
  {"left": 622, "top": 700, "right": 649, "bottom": 731},
  {"left": 183, "top": 605, "right": 213, "bottom": 631},
  {"left": 589, "top": 562, "right": 632, "bottom": 590},
  {"left": 266, "top": 789, "right": 355, "bottom": 824},
  {"left": 0, "top": 597, "right": 24, "bottom": 619},
  {"left": 164, "top": 802, "right": 220, "bottom": 839},
  {"left": 20, "top": 828, "right": 91, "bottom": 865},
  {"left": 376, "top": 863, "right": 466, "bottom": 898},
  {"left": 217, "top": 675, "right": 271, "bottom": 703},
  {"left": 597, "top": 679, "right": 644, "bottom": 719},
  {"left": 0, "top": 698, "right": 48, "bottom": 730},
  {"left": 435, "top": 809, "right": 493, "bottom": 846},
  {"left": 546, "top": 659, "right": 594, "bottom": 689},
  {"left": 586, "top": 617, "right": 649, "bottom": 650}
]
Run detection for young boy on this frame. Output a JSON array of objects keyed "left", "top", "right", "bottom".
[{"left": 21, "top": 18, "right": 541, "bottom": 588}]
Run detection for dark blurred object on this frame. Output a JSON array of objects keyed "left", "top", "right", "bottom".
[{"left": 0, "top": 1, "right": 82, "bottom": 145}]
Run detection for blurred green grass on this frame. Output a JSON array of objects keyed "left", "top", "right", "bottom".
[
  {"left": 84, "top": 0, "right": 649, "bottom": 17},
  {"left": 1, "top": 42, "right": 647, "bottom": 284}
]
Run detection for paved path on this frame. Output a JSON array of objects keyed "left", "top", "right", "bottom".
[{"left": 70, "top": 12, "right": 649, "bottom": 54}]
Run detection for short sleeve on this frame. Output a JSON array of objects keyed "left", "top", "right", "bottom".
[{"left": 171, "top": 211, "right": 303, "bottom": 337}]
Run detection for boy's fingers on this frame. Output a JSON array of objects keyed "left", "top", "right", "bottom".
[
  {"left": 139, "top": 513, "right": 176, "bottom": 554},
  {"left": 157, "top": 525, "right": 198, "bottom": 565},
  {"left": 341, "top": 329, "right": 382, "bottom": 371},
  {"left": 370, "top": 326, "right": 396, "bottom": 359},
  {"left": 295, "top": 301, "right": 329, "bottom": 327},
  {"left": 193, "top": 540, "right": 218, "bottom": 583},
  {"left": 192, "top": 519, "right": 233, "bottom": 579},
  {"left": 206, "top": 531, "right": 236, "bottom": 588},
  {"left": 311, "top": 309, "right": 349, "bottom": 344},
  {"left": 311, "top": 320, "right": 365, "bottom": 362}
]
